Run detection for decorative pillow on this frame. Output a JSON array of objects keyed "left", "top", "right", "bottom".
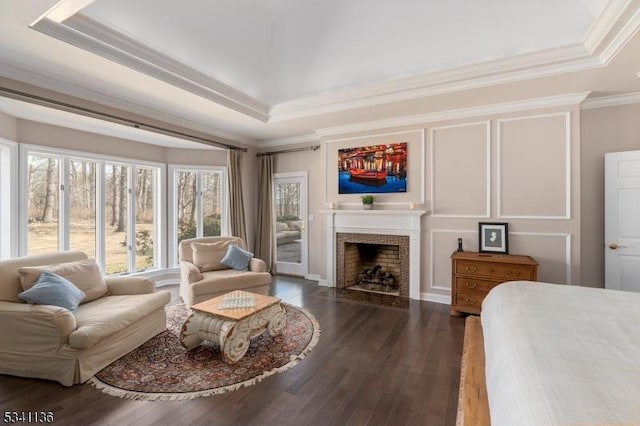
[
  {"left": 18, "top": 270, "right": 86, "bottom": 312},
  {"left": 221, "top": 244, "right": 254, "bottom": 272},
  {"left": 18, "top": 259, "right": 108, "bottom": 304},
  {"left": 191, "top": 240, "right": 240, "bottom": 272}
]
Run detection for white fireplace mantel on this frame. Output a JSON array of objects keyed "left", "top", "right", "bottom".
[{"left": 323, "top": 209, "right": 427, "bottom": 300}]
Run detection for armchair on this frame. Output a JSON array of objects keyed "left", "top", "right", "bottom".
[
  {"left": 178, "top": 236, "right": 272, "bottom": 307},
  {"left": 0, "top": 251, "right": 170, "bottom": 386}
]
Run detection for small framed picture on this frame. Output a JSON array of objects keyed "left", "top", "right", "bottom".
[{"left": 478, "top": 222, "right": 509, "bottom": 254}]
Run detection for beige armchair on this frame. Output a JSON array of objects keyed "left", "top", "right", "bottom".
[
  {"left": 179, "top": 236, "right": 272, "bottom": 307},
  {"left": 0, "top": 251, "right": 170, "bottom": 386}
]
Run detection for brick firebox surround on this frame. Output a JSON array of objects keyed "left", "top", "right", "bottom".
[{"left": 336, "top": 233, "right": 410, "bottom": 297}]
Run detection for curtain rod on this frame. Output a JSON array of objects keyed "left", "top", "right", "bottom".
[
  {"left": 256, "top": 145, "right": 320, "bottom": 157},
  {"left": 0, "top": 86, "right": 248, "bottom": 152}
]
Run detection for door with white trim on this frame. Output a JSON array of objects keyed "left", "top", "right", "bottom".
[
  {"left": 273, "top": 172, "right": 308, "bottom": 276},
  {"left": 605, "top": 150, "right": 640, "bottom": 292}
]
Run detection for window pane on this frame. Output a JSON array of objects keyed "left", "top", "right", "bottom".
[
  {"left": 135, "top": 167, "right": 155, "bottom": 271},
  {"left": 69, "top": 159, "right": 96, "bottom": 258},
  {"left": 275, "top": 182, "right": 302, "bottom": 264},
  {"left": 177, "top": 171, "right": 196, "bottom": 243},
  {"left": 105, "top": 164, "right": 129, "bottom": 274},
  {"left": 28, "top": 155, "right": 59, "bottom": 255},
  {"left": 202, "top": 171, "right": 222, "bottom": 237}
]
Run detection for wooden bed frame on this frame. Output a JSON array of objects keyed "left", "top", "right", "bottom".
[{"left": 456, "top": 316, "right": 490, "bottom": 426}]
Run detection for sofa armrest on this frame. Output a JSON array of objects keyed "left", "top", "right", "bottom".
[
  {"left": 249, "top": 258, "right": 268, "bottom": 273},
  {"left": 180, "top": 261, "right": 202, "bottom": 284},
  {"left": 0, "top": 301, "right": 76, "bottom": 348},
  {"left": 105, "top": 276, "right": 156, "bottom": 295}
]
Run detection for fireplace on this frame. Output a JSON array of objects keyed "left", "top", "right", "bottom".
[
  {"left": 336, "top": 233, "right": 410, "bottom": 297},
  {"left": 324, "top": 209, "right": 426, "bottom": 300}
]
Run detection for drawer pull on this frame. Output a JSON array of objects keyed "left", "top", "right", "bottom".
[
  {"left": 464, "top": 266, "right": 478, "bottom": 272},
  {"left": 463, "top": 297, "right": 477, "bottom": 304},
  {"left": 464, "top": 281, "right": 477, "bottom": 289},
  {"left": 506, "top": 270, "right": 522, "bottom": 277}
]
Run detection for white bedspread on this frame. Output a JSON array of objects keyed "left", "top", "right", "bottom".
[{"left": 482, "top": 281, "right": 640, "bottom": 426}]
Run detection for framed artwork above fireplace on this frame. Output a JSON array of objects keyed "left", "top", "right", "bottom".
[{"left": 324, "top": 130, "right": 425, "bottom": 207}]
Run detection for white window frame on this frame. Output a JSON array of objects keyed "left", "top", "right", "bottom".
[
  {"left": 0, "top": 138, "right": 19, "bottom": 260},
  {"left": 168, "top": 164, "right": 228, "bottom": 267},
  {"left": 19, "top": 144, "right": 166, "bottom": 274}
]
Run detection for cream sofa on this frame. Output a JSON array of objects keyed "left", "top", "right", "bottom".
[
  {"left": 0, "top": 251, "right": 170, "bottom": 386},
  {"left": 179, "top": 236, "right": 272, "bottom": 307}
]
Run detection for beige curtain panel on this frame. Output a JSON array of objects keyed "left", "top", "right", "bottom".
[
  {"left": 227, "top": 149, "right": 248, "bottom": 243},
  {"left": 254, "top": 155, "right": 274, "bottom": 272}
]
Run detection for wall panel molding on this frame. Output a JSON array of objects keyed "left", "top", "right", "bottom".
[
  {"left": 430, "top": 121, "right": 490, "bottom": 218},
  {"left": 497, "top": 111, "right": 571, "bottom": 220}
]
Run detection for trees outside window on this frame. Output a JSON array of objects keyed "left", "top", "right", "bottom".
[
  {"left": 23, "top": 147, "right": 161, "bottom": 275},
  {"left": 171, "top": 166, "right": 226, "bottom": 265}
]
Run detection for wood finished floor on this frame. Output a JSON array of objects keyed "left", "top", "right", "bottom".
[{"left": 0, "top": 276, "right": 466, "bottom": 426}]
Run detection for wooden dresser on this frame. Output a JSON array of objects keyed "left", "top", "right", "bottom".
[{"left": 450, "top": 251, "right": 538, "bottom": 316}]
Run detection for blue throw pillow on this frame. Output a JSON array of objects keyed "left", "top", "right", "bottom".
[
  {"left": 221, "top": 244, "right": 253, "bottom": 271},
  {"left": 18, "top": 270, "right": 86, "bottom": 312}
]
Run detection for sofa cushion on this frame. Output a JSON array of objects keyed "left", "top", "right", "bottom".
[
  {"left": 69, "top": 291, "right": 170, "bottom": 349},
  {"left": 19, "top": 259, "right": 108, "bottom": 304},
  {"left": 275, "top": 222, "right": 289, "bottom": 232},
  {"left": 191, "top": 240, "right": 238, "bottom": 272},
  {"left": 221, "top": 245, "right": 253, "bottom": 271},
  {"left": 192, "top": 269, "right": 272, "bottom": 296},
  {"left": 17, "top": 271, "right": 86, "bottom": 312}
]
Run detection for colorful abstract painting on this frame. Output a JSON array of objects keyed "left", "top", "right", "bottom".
[{"left": 338, "top": 142, "right": 407, "bottom": 194}]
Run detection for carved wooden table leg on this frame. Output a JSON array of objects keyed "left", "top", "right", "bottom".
[{"left": 180, "top": 303, "right": 288, "bottom": 364}]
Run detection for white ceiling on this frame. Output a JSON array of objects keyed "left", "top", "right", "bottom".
[{"left": 0, "top": 0, "right": 639, "bottom": 147}]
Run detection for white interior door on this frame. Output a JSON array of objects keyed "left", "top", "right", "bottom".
[
  {"left": 273, "top": 172, "right": 308, "bottom": 276},
  {"left": 605, "top": 150, "right": 640, "bottom": 292}
]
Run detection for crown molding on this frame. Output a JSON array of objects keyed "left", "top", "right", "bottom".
[
  {"left": 31, "top": 14, "right": 270, "bottom": 122},
  {"left": 270, "top": 44, "right": 598, "bottom": 122},
  {"left": 258, "top": 133, "right": 320, "bottom": 148},
  {"left": 581, "top": 91, "right": 640, "bottom": 109},
  {"left": 28, "top": 1, "right": 640, "bottom": 127},
  {"left": 0, "top": 61, "right": 257, "bottom": 146},
  {"left": 315, "top": 92, "right": 590, "bottom": 137},
  {"left": 583, "top": 0, "right": 634, "bottom": 54}
]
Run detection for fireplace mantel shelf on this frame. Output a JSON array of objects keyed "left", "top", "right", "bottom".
[{"left": 321, "top": 209, "right": 429, "bottom": 215}]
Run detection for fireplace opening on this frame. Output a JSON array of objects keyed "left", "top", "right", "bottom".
[{"left": 345, "top": 242, "right": 400, "bottom": 296}]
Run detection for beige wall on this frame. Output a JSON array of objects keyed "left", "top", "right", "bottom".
[
  {"left": 18, "top": 120, "right": 166, "bottom": 163},
  {"left": 0, "top": 111, "right": 17, "bottom": 140},
  {"left": 580, "top": 103, "right": 640, "bottom": 287},
  {"left": 274, "top": 105, "right": 582, "bottom": 300}
]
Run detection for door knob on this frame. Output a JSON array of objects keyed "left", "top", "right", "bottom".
[{"left": 609, "top": 243, "right": 625, "bottom": 250}]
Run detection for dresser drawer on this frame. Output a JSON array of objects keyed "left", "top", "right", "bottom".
[
  {"left": 453, "top": 291, "right": 485, "bottom": 311},
  {"left": 454, "top": 277, "right": 501, "bottom": 293},
  {"left": 455, "top": 260, "right": 533, "bottom": 280}
]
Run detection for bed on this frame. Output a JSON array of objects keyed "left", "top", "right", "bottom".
[{"left": 458, "top": 280, "right": 640, "bottom": 426}]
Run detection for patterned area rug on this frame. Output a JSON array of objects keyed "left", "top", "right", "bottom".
[{"left": 88, "top": 303, "right": 320, "bottom": 401}]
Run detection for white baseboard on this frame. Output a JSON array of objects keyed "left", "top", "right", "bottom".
[
  {"left": 317, "top": 279, "right": 332, "bottom": 287},
  {"left": 421, "top": 292, "right": 451, "bottom": 305},
  {"left": 305, "top": 273, "right": 322, "bottom": 282}
]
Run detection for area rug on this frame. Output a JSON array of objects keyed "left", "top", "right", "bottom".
[{"left": 88, "top": 303, "right": 320, "bottom": 401}]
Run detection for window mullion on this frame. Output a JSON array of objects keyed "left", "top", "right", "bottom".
[
  {"left": 127, "top": 166, "right": 136, "bottom": 273},
  {"left": 60, "top": 157, "right": 70, "bottom": 252},
  {"left": 196, "top": 172, "right": 203, "bottom": 238},
  {"left": 96, "top": 161, "right": 106, "bottom": 272}
]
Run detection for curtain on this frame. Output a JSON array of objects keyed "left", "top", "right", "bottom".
[
  {"left": 254, "top": 155, "right": 274, "bottom": 271},
  {"left": 227, "top": 149, "right": 247, "bottom": 243}
]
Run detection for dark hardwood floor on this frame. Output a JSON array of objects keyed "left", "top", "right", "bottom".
[{"left": 0, "top": 276, "right": 466, "bottom": 426}]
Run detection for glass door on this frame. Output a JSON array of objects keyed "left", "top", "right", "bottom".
[{"left": 274, "top": 172, "right": 308, "bottom": 276}]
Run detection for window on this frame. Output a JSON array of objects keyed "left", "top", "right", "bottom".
[
  {"left": 0, "top": 139, "right": 18, "bottom": 260},
  {"left": 169, "top": 166, "right": 227, "bottom": 266},
  {"left": 21, "top": 146, "right": 163, "bottom": 275}
]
